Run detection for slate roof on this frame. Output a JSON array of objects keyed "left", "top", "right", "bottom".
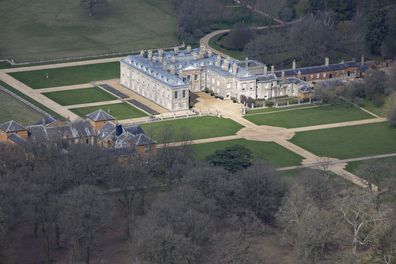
[
  {"left": 33, "top": 115, "right": 56, "bottom": 126},
  {"left": 86, "top": 109, "right": 115, "bottom": 122},
  {"left": 72, "top": 120, "right": 95, "bottom": 138},
  {"left": 27, "top": 125, "right": 48, "bottom": 141},
  {"left": 124, "top": 124, "right": 145, "bottom": 135},
  {"left": 8, "top": 134, "right": 30, "bottom": 147},
  {"left": 135, "top": 134, "right": 157, "bottom": 146},
  {"left": 274, "top": 61, "right": 368, "bottom": 78},
  {"left": 97, "top": 122, "right": 116, "bottom": 140},
  {"left": 2, "top": 111, "right": 156, "bottom": 150},
  {"left": 0, "top": 120, "right": 26, "bottom": 133}
]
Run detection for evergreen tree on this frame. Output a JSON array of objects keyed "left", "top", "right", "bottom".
[
  {"left": 365, "top": 0, "right": 389, "bottom": 55},
  {"left": 330, "top": 0, "right": 357, "bottom": 20},
  {"left": 308, "top": 0, "right": 327, "bottom": 14}
]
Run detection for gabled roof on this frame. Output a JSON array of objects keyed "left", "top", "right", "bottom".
[
  {"left": 124, "top": 124, "right": 145, "bottom": 135},
  {"left": 0, "top": 120, "right": 26, "bottom": 133},
  {"left": 33, "top": 115, "right": 56, "bottom": 126},
  {"left": 135, "top": 133, "right": 157, "bottom": 146},
  {"left": 86, "top": 109, "right": 115, "bottom": 122}
]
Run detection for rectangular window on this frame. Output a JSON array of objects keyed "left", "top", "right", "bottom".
[
  {"left": 194, "top": 74, "right": 198, "bottom": 81},
  {"left": 182, "top": 90, "right": 186, "bottom": 98},
  {"left": 174, "top": 91, "right": 178, "bottom": 99}
]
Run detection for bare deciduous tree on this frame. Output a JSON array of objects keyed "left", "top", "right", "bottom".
[
  {"left": 337, "top": 188, "right": 391, "bottom": 255},
  {"left": 60, "top": 185, "right": 111, "bottom": 264}
]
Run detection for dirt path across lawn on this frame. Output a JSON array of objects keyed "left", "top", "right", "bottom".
[{"left": 192, "top": 92, "right": 385, "bottom": 191}]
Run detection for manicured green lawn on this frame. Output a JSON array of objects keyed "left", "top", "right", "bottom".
[
  {"left": 246, "top": 105, "right": 317, "bottom": 115},
  {"left": 244, "top": 104, "right": 374, "bottom": 128},
  {"left": 141, "top": 116, "right": 244, "bottom": 143},
  {"left": 290, "top": 123, "right": 396, "bottom": 159},
  {"left": 0, "top": 90, "right": 44, "bottom": 125},
  {"left": 0, "top": 80, "right": 63, "bottom": 119},
  {"left": 43, "top": 87, "right": 117, "bottom": 106},
  {"left": 10, "top": 62, "right": 120, "bottom": 89},
  {"left": 71, "top": 103, "right": 147, "bottom": 120},
  {"left": 192, "top": 139, "right": 303, "bottom": 167}
]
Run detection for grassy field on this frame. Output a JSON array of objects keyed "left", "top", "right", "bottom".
[
  {"left": 290, "top": 123, "right": 396, "bottom": 159},
  {"left": 192, "top": 139, "right": 303, "bottom": 167},
  {"left": 360, "top": 98, "right": 386, "bottom": 117},
  {"left": 0, "top": 80, "right": 63, "bottom": 120},
  {"left": 0, "top": 0, "right": 178, "bottom": 62},
  {"left": 246, "top": 104, "right": 316, "bottom": 115},
  {"left": 0, "top": 90, "right": 44, "bottom": 125},
  {"left": 141, "top": 116, "right": 244, "bottom": 143},
  {"left": 244, "top": 104, "right": 373, "bottom": 128},
  {"left": 10, "top": 62, "right": 120, "bottom": 89},
  {"left": 71, "top": 103, "right": 147, "bottom": 120},
  {"left": 43, "top": 87, "right": 117, "bottom": 106}
]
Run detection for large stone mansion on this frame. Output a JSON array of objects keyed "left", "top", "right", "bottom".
[{"left": 120, "top": 46, "right": 369, "bottom": 111}]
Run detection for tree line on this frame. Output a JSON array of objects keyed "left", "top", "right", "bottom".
[{"left": 0, "top": 128, "right": 395, "bottom": 263}]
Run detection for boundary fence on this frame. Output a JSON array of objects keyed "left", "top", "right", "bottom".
[{"left": 0, "top": 85, "right": 52, "bottom": 117}]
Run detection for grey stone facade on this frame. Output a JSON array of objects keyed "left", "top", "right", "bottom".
[{"left": 120, "top": 47, "right": 312, "bottom": 111}]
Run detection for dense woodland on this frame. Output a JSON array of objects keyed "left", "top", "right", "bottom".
[
  {"left": 0, "top": 127, "right": 395, "bottom": 264},
  {"left": 170, "top": 0, "right": 396, "bottom": 67}
]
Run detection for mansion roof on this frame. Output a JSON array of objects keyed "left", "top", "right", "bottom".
[
  {"left": 121, "top": 48, "right": 268, "bottom": 88},
  {"left": 275, "top": 61, "right": 369, "bottom": 78}
]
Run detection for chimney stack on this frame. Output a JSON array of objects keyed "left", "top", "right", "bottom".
[
  {"left": 199, "top": 46, "right": 206, "bottom": 58},
  {"left": 223, "top": 57, "right": 230, "bottom": 71},
  {"left": 325, "top": 57, "right": 329, "bottom": 66},
  {"left": 271, "top": 65, "right": 275, "bottom": 73},
  {"left": 341, "top": 59, "right": 345, "bottom": 64},
  {"left": 186, "top": 45, "right": 192, "bottom": 53},
  {"left": 245, "top": 57, "right": 249, "bottom": 68},
  {"left": 232, "top": 63, "right": 238, "bottom": 75},
  {"left": 174, "top": 46, "right": 179, "bottom": 53},
  {"left": 148, "top": 50, "right": 153, "bottom": 61},
  {"left": 171, "top": 55, "right": 176, "bottom": 63},
  {"left": 207, "top": 49, "right": 213, "bottom": 57},
  {"left": 140, "top": 50, "right": 145, "bottom": 57},
  {"left": 292, "top": 59, "right": 296, "bottom": 70},
  {"left": 361, "top": 55, "right": 365, "bottom": 66},
  {"left": 215, "top": 55, "right": 222, "bottom": 67},
  {"left": 281, "top": 70, "right": 285, "bottom": 79},
  {"left": 170, "top": 65, "right": 176, "bottom": 75},
  {"left": 158, "top": 49, "right": 164, "bottom": 63},
  {"left": 297, "top": 70, "right": 302, "bottom": 79},
  {"left": 263, "top": 65, "right": 268, "bottom": 75}
]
